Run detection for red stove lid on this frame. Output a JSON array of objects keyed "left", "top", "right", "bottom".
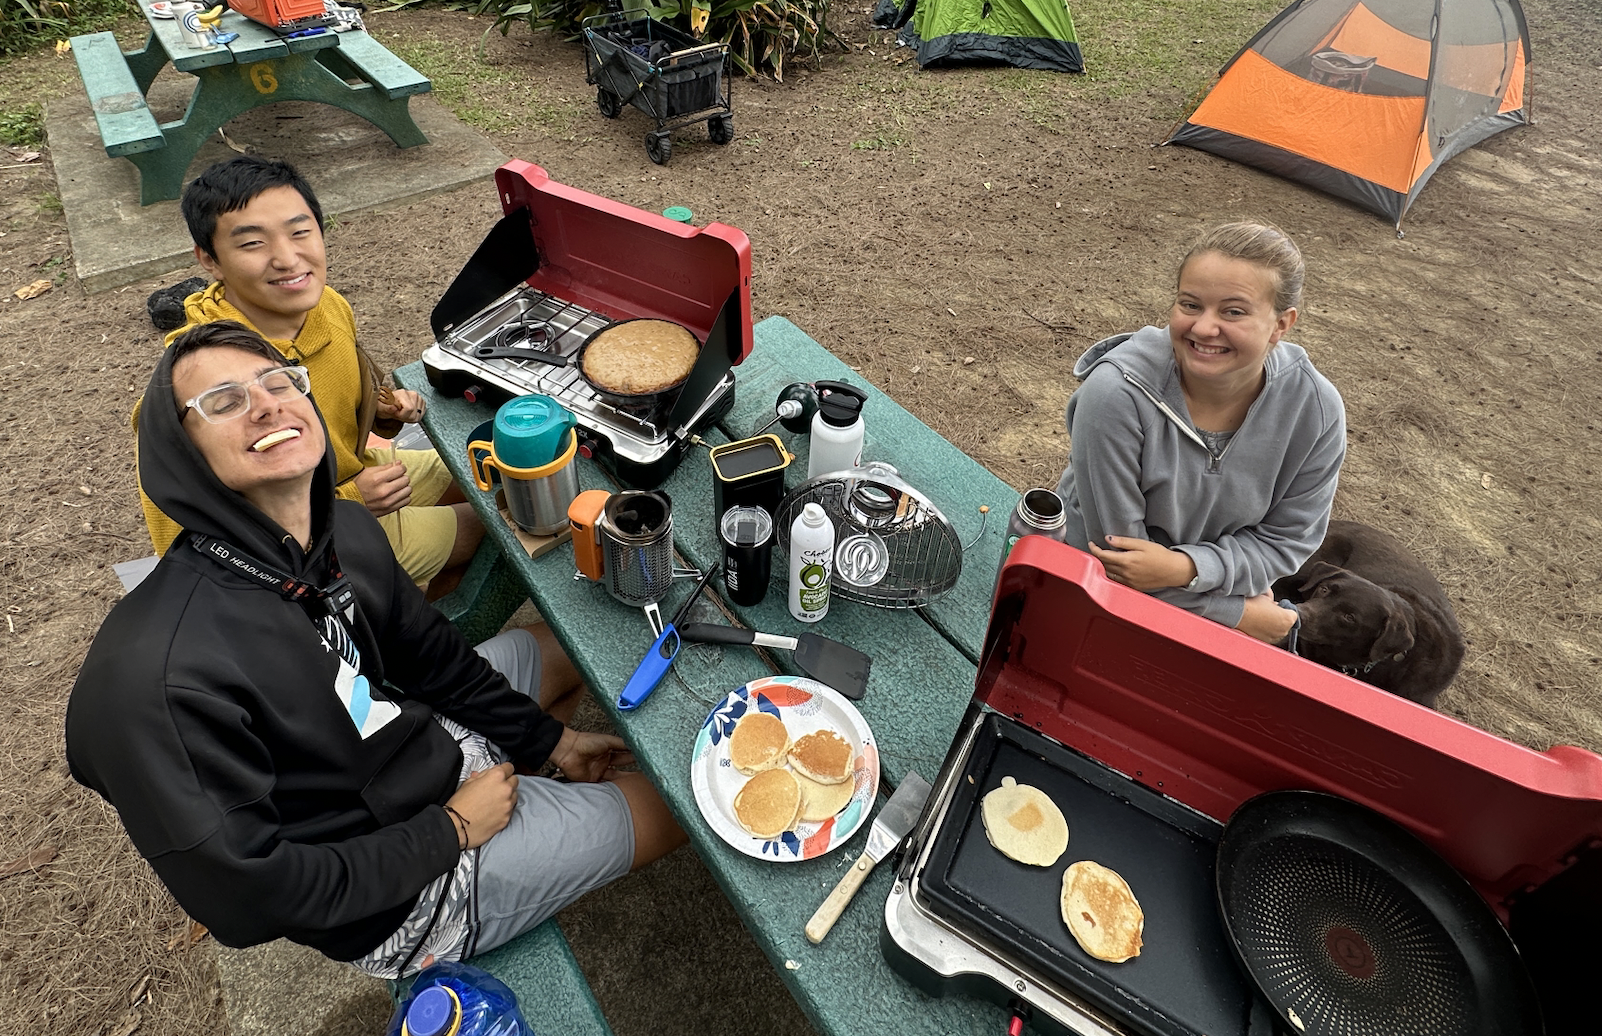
[
  {"left": 493, "top": 160, "right": 753, "bottom": 363},
  {"left": 981, "top": 537, "right": 1602, "bottom": 909}
]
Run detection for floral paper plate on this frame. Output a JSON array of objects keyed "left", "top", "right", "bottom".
[{"left": 691, "top": 675, "right": 879, "bottom": 862}]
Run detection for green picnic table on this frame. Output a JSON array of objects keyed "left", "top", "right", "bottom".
[
  {"left": 69, "top": 3, "right": 430, "bottom": 204},
  {"left": 395, "top": 315, "right": 1026, "bottom": 1035}
]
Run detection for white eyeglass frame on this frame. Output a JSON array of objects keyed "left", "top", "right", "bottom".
[{"left": 181, "top": 365, "right": 311, "bottom": 424}]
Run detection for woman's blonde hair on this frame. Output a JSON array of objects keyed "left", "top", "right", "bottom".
[{"left": 1179, "top": 221, "right": 1305, "bottom": 314}]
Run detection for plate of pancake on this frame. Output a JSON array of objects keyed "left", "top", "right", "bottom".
[{"left": 691, "top": 675, "right": 879, "bottom": 861}]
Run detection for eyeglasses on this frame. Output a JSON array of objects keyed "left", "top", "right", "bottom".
[{"left": 181, "top": 365, "right": 311, "bottom": 423}]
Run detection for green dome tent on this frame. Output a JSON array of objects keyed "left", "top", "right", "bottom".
[{"left": 873, "top": 0, "right": 1082, "bottom": 72}]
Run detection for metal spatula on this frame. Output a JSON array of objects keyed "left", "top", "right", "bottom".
[
  {"left": 805, "top": 770, "right": 931, "bottom": 943},
  {"left": 677, "top": 622, "right": 872, "bottom": 699}
]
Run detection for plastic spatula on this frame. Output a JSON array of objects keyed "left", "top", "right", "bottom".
[{"left": 677, "top": 622, "right": 872, "bottom": 700}]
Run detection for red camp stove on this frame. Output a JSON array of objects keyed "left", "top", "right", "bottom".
[
  {"left": 884, "top": 539, "right": 1602, "bottom": 1036},
  {"left": 422, "top": 160, "right": 752, "bottom": 488}
]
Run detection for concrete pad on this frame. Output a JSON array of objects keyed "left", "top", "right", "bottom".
[
  {"left": 47, "top": 68, "right": 508, "bottom": 294},
  {"left": 213, "top": 940, "right": 394, "bottom": 1034}
]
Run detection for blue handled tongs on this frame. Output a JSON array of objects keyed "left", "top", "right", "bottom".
[{"left": 618, "top": 565, "right": 717, "bottom": 710}]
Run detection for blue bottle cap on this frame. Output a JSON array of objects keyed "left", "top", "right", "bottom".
[{"left": 404, "top": 985, "right": 460, "bottom": 1036}]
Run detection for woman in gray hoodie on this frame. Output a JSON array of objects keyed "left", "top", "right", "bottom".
[{"left": 1056, "top": 222, "right": 1345, "bottom": 643}]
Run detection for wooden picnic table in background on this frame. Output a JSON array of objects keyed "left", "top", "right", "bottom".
[{"left": 69, "top": 2, "right": 430, "bottom": 204}]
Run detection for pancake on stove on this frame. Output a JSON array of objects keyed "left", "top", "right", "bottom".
[
  {"left": 733, "top": 768, "right": 802, "bottom": 838},
  {"left": 796, "top": 772, "right": 857, "bottom": 823},
  {"left": 581, "top": 319, "right": 699, "bottom": 396},
  {"left": 728, "top": 712, "right": 791, "bottom": 775},
  {"left": 1061, "top": 860, "right": 1145, "bottom": 963},
  {"left": 788, "top": 729, "right": 854, "bottom": 785},
  {"left": 980, "top": 776, "right": 1069, "bottom": 867}
]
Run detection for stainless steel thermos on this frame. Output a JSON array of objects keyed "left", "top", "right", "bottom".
[{"left": 995, "top": 488, "right": 1070, "bottom": 586}]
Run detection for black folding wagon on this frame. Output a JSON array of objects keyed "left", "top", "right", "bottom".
[{"left": 582, "top": 4, "right": 734, "bottom": 164}]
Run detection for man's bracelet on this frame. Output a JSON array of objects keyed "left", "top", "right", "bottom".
[{"left": 443, "top": 805, "right": 470, "bottom": 851}]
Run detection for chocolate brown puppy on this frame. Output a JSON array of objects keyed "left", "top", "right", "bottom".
[{"left": 1273, "top": 520, "right": 1465, "bottom": 708}]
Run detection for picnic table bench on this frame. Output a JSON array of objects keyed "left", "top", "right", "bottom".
[
  {"left": 69, "top": 2, "right": 430, "bottom": 204},
  {"left": 397, "top": 315, "right": 1028, "bottom": 1035}
]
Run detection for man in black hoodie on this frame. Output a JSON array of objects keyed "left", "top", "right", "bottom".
[{"left": 68, "top": 321, "right": 683, "bottom": 978}]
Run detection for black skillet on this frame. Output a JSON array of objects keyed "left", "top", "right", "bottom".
[
  {"left": 471, "top": 317, "right": 700, "bottom": 411},
  {"left": 1216, "top": 790, "right": 1542, "bottom": 1036}
]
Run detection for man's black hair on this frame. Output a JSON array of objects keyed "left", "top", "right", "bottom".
[
  {"left": 181, "top": 156, "right": 325, "bottom": 260},
  {"left": 168, "top": 320, "right": 291, "bottom": 415}
]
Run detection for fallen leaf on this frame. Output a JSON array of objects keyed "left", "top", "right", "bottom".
[
  {"left": 12, "top": 151, "right": 41, "bottom": 163},
  {"left": 0, "top": 844, "right": 57, "bottom": 879},
  {"left": 14, "top": 279, "right": 52, "bottom": 300},
  {"left": 55, "top": 39, "right": 72, "bottom": 56},
  {"left": 166, "top": 920, "right": 209, "bottom": 952},
  {"left": 105, "top": 1008, "right": 140, "bottom": 1036}
]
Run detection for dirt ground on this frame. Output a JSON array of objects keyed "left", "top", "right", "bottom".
[{"left": 3, "top": 0, "right": 1600, "bottom": 1032}]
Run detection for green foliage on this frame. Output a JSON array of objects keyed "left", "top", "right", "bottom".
[
  {"left": 0, "top": 100, "right": 43, "bottom": 145},
  {"left": 476, "top": 0, "right": 841, "bottom": 81},
  {"left": 0, "top": 0, "right": 132, "bottom": 56}
]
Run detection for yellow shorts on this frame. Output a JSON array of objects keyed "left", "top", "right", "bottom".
[{"left": 365, "top": 448, "right": 458, "bottom": 585}]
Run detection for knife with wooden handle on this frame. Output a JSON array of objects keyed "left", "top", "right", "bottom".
[{"left": 805, "top": 771, "right": 931, "bottom": 944}]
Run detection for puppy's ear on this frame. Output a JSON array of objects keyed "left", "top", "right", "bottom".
[
  {"left": 1297, "top": 562, "right": 1346, "bottom": 596},
  {"left": 1371, "top": 603, "right": 1416, "bottom": 662}
]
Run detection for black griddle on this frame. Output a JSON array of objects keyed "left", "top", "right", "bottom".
[{"left": 919, "top": 712, "right": 1264, "bottom": 1036}]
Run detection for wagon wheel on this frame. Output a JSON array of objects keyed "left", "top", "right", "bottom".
[
  {"left": 597, "top": 88, "right": 623, "bottom": 119},
  {"left": 708, "top": 113, "right": 735, "bottom": 145},
  {"left": 646, "top": 131, "right": 672, "bottom": 165}
]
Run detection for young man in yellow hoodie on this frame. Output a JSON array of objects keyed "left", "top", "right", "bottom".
[{"left": 135, "top": 156, "right": 483, "bottom": 586}]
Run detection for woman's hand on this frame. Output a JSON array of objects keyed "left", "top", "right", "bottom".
[
  {"left": 548, "top": 728, "right": 635, "bottom": 783},
  {"left": 377, "top": 388, "right": 427, "bottom": 424},
  {"left": 1237, "top": 593, "right": 1298, "bottom": 644},
  {"left": 444, "top": 762, "right": 519, "bottom": 849},
  {"left": 354, "top": 460, "right": 411, "bottom": 517},
  {"left": 1088, "top": 536, "right": 1197, "bottom": 591}
]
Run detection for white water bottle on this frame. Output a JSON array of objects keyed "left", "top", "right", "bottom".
[
  {"left": 788, "top": 503, "right": 835, "bottom": 623},
  {"left": 806, "top": 381, "right": 868, "bottom": 479}
]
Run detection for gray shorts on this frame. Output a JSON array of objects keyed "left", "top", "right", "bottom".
[
  {"left": 468, "top": 630, "right": 637, "bottom": 956},
  {"left": 350, "top": 629, "right": 635, "bottom": 976}
]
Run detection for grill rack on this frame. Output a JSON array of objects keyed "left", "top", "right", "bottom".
[{"left": 774, "top": 462, "right": 963, "bottom": 609}]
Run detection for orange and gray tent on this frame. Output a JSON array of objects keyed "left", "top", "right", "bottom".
[{"left": 1166, "top": 0, "right": 1530, "bottom": 228}]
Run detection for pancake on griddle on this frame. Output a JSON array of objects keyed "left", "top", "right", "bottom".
[
  {"left": 1061, "top": 860, "right": 1145, "bottom": 963},
  {"left": 788, "top": 729, "right": 854, "bottom": 785},
  {"left": 980, "top": 776, "right": 1069, "bottom": 867},
  {"left": 733, "top": 768, "right": 802, "bottom": 838},
  {"left": 796, "top": 771, "right": 856, "bottom": 822},
  {"left": 728, "top": 712, "right": 790, "bottom": 775},
  {"left": 581, "top": 319, "right": 699, "bottom": 396}
]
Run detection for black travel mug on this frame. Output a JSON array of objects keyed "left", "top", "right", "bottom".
[{"left": 720, "top": 506, "right": 774, "bottom": 607}]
